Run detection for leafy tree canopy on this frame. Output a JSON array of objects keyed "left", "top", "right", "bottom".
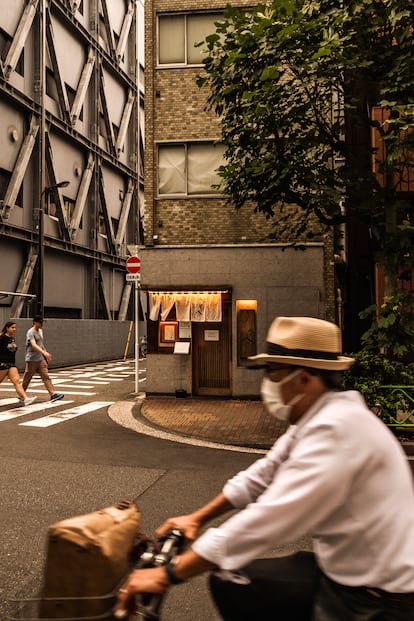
[{"left": 197, "top": 0, "right": 414, "bottom": 269}]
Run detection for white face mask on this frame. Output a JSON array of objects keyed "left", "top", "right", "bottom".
[{"left": 261, "top": 370, "right": 303, "bottom": 422}]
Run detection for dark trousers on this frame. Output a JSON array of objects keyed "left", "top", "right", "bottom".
[
  {"left": 209, "top": 553, "right": 414, "bottom": 621},
  {"left": 314, "top": 575, "right": 414, "bottom": 621},
  {"left": 209, "top": 552, "right": 318, "bottom": 621}
]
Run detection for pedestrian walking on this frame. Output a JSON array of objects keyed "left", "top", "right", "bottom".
[
  {"left": 22, "top": 315, "right": 64, "bottom": 402},
  {"left": 0, "top": 321, "right": 36, "bottom": 406},
  {"left": 115, "top": 316, "right": 414, "bottom": 621}
]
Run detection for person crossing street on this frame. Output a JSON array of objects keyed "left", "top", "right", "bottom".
[
  {"left": 22, "top": 316, "right": 64, "bottom": 402},
  {"left": 0, "top": 321, "right": 36, "bottom": 406}
]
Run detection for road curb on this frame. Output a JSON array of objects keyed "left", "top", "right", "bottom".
[{"left": 108, "top": 400, "right": 266, "bottom": 454}]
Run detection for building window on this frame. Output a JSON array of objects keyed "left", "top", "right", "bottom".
[
  {"left": 64, "top": 198, "right": 82, "bottom": 228},
  {"left": 236, "top": 300, "right": 257, "bottom": 366},
  {"left": 99, "top": 14, "right": 109, "bottom": 51},
  {"left": 46, "top": 67, "right": 59, "bottom": 102},
  {"left": 98, "top": 109, "right": 107, "bottom": 139},
  {"left": 0, "top": 168, "right": 10, "bottom": 200},
  {"left": 158, "top": 142, "right": 225, "bottom": 196},
  {"left": 71, "top": 1, "right": 84, "bottom": 15},
  {"left": 111, "top": 217, "right": 119, "bottom": 236},
  {"left": 0, "top": 28, "right": 24, "bottom": 76},
  {"left": 0, "top": 167, "right": 23, "bottom": 208},
  {"left": 98, "top": 212, "right": 106, "bottom": 236},
  {"left": 158, "top": 13, "right": 222, "bottom": 66},
  {"left": 67, "top": 84, "right": 83, "bottom": 121}
]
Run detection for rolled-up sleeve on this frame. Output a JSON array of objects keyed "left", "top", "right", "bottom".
[{"left": 221, "top": 426, "right": 299, "bottom": 508}]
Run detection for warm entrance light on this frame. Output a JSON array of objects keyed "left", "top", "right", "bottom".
[{"left": 236, "top": 300, "right": 257, "bottom": 311}]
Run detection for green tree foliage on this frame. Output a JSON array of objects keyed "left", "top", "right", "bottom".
[
  {"left": 343, "top": 350, "right": 414, "bottom": 425},
  {"left": 359, "top": 289, "right": 414, "bottom": 358},
  {"left": 197, "top": 0, "right": 414, "bottom": 356},
  {"left": 197, "top": 0, "right": 413, "bottom": 260}
]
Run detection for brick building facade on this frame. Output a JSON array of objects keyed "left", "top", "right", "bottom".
[{"left": 141, "top": 0, "right": 337, "bottom": 397}]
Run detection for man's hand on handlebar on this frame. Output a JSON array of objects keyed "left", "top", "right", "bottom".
[
  {"left": 112, "top": 507, "right": 223, "bottom": 619},
  {"left": 114, "top": 566, "right": 169, "bottom": 617},
  {"left": 155, "top": 514, "right": 201, "bottom": 543},
  {"left": 113, "top": 528, "right": 187, "bottom": 619}
]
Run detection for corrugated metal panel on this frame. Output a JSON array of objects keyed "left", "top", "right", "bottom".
[
  {"left": 193, "top": 303, "right": 231, "bottom": 396},
  {"left": 0, "top": 0, "right": 143, "bottom": 320}
]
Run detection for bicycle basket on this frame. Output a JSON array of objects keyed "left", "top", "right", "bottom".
[{"left": 8, "top": 592, "right": 117, "bottom": 621}]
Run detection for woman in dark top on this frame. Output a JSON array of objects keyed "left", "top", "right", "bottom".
[{"left": 0, "top": 321, "right": 36, "bottom": 406}]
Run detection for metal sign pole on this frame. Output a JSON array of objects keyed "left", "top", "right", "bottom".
[
  {"left": 125, "top": 253, "right": 141, "bottom": 394},
  {"left": 135, "top": 279, "right": 139, "bottom": 394}
]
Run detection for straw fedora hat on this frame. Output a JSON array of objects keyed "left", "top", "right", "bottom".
[{"left": 249, "top": 316, "right": 354, "bottom": 371}]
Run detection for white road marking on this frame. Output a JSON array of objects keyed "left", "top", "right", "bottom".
[
  {"left": 105, "top": 373, "right": 133, "bottom": 377},
  {"left": 51, "top": 390, "right": 97, "bottom": 396},
  {"left": 0, "top": 362, "right": 139, "bottom": 416},
  {"left": 20, "top": 402, "right": 113, "bottom": 427},
  {"left": 73, "top": 381, "right": 109, "bottom": 385},
  {"left": 47, "top": 383, "right": 95, "bottom": 389},
  {"left": 71, "top": 372, "right": 105, "bottom": 378},
  {"left": 0, "top": 398, "right": 23, "bottom": 407},
  {"left": 67, "top": 376, "right": 110, "bottom": 383},
  {"left": 0, "top": 400, "right": 74, "bottom": 422},
  {"left": 4, "top": 388, "right": 96, "bottom": 396}
]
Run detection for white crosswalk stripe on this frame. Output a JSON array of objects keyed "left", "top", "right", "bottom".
[
  {"left": 0, "top": 399, "right": 74, "bottom": 422},
  {"left": 0, "top": 398, "right": 25, "bottom": 409},
  {"left": 0, "top": 360, "right": 139, "bottom": 397},
  {"left": 45, "top": 383, "right": 96, "bottom": 389},
  {"left": 0, "top": 360, "right": 144, "bottom": 428},
  {"left": 20, "top": 402, "right": 113, "bottom": 427}
]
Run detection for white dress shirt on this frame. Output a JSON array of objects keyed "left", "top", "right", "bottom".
[{"left": 193, "top": 390, "right": 414, "bottom": 592}]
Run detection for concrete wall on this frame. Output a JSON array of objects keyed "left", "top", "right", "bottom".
[
  {"left": 8, "top": 319, "right": 138, "bottom": 372},
  {"left": 147, "top": 354, "right": 192, "bottom": 396}
]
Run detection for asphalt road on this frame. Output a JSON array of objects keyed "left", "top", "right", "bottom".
[{"left": 0, "top": 360, "right": 268, "bottom": 621}]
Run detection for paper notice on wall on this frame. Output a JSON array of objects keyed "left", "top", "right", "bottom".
[
  {"left": 174, "top": 342, "right": 190, "bottom": 354},
  {"left": 179, "top": 321, "right": 191, "bottom": 339},
  {"left": 204, "top": 330, "right": 219, "bottom": 342}
]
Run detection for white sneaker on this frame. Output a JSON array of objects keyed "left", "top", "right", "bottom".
[{"left": 24, "top": 396, "right": 37, "bottom": 406}]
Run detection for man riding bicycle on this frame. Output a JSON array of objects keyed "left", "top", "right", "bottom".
[{"left": 115, "top": 317, "right": 414, "bottom": 621}]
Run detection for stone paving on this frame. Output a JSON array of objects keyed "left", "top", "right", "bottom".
[
  {"left": 139, "top": 396, "right": 414, "bottom": 456},
  {"left": 141, "top": 397, "right": 288, "bottom": 449}
]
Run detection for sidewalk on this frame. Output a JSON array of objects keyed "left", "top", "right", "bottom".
[
  {"left": 137, "top": 395, "right": 414, "bottom": 456},
  {"left": 139, "top": 396, "right": 287, "bottom": 450}
]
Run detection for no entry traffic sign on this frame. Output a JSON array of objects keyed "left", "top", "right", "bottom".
[{"left": 126, "top": 255, "right": 141, "bottom": 274}]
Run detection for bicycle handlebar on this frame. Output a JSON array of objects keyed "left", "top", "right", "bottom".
[{"left": 113, "top": 529, "right": 185, "bottom": 620}]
